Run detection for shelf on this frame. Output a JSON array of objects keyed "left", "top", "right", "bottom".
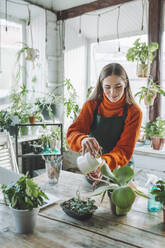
[{"left": 18, "top": 152, "right": 62, "bottom": 158}]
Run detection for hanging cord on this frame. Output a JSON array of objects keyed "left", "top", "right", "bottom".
[
  {"left": 5, "top": 0, "right": 8, "bottom": 32},
  {"left": 117, "top": 6, "right": 120, "bottom": 52},
  {"left": 78, "top": 15, "right": 82, "bottom": 35},
  {"left": 45, "top": 9, "right": 47, "bottom": 43},
  {"left": 141, "top": 0, "right": 144, "bottom": 31},
  {"left": 27, "top": 5, "right": 33, "bottom": 48},
  {"left": 62, "top": 20, "right": 65, "bottom": 50},
  {"left": 97, "top": 14, "right": 100, "bottom": 44}
]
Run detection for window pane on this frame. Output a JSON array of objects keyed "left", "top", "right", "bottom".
[
  {"left": 0, "top": 19, "right": 23, "bottom": 98},
  {"left": 90, "top": 35, "right": 148, "bottom": 125}
]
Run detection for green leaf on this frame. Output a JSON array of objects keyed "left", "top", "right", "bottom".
[
  {"left": 111, "top": 186, "right": 136, "bottom": 209},
  {"left": 113, "top": 166, "right": 134, "bottom": 185},
  {"left": 115, "top": 206, "right": 131, "bottom": 216},
  {"left": 101, "top": 164, "right": 118, "bottom": 184},
  {"left": 93, "top": 185, "right": 118, "bottom": 196}
]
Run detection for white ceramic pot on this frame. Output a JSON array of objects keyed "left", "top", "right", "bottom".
[
  {"left": 11, "top": 207, "right": 39, "bottom": 234},
  {"left": 77, "top": 152, "right": 102, "bottom": 174}
]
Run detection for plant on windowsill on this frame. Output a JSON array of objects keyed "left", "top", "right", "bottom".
[
  {"left": 64, "top": 79, "right": 81, "bottom": 121},
  {"left": 126, "top": 38, "right": 159, "bottom": 77},
  {"left": 93, "top": 164, "right": 149, "bottom": 216},
  {"left": 26, "top": 104, "right": 42, "bottom": 124},
  {"left": 60, "top": 190, "right": 98, "bottom": 220},
  {"left": 1, "top": 174, "right": 48, "bottom": 233},
  {"left": 35, "top": 92, "right": 61, "bottom": 121},
  {"left": 150, "top": 180, "right": 165, "bottom": 223},
  {"left": 134, "top": 77, "right": 165, "bottom": 106},
  {"left": 0, "top": 110, "right": 15, "bottom": 135},
  {"left": 144, "top": 117, "right": 165, "bottom": 150}
]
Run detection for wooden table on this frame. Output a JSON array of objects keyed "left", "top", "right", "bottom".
[{"left": 0, "top": 171, "right": 165, "bottom": 248}]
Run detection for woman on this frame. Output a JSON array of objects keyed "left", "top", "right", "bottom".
[{"left": 67, "top": 63, "right": 142, "bottom": 182}]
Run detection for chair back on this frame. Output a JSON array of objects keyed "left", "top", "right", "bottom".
[{"left": 0, "top": 132, "right": 19, "bottom": 173}]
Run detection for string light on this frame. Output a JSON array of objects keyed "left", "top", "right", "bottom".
[
  {"left": 78, "top": 16, "right": 82, "bottom": 36},
  {"left": 141, "top": 0, "right": 144, "bottom": 31},
  {"left": 5, "top": 0, "right": 8, "bottom": 32},
  {"left": 97, "top": 14, "right": 100, "bottom": 44},
  {"left": 117, "top": 6, "right": 121, "bottom": 52}
]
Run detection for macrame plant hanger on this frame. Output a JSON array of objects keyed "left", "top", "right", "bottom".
[{"left": 117, "top": 6, "right": 120, "bottom": 52}]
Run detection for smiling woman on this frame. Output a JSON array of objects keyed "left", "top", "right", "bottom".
[{"left": 67, "top": 63, "right": 142, "bottom": 185}]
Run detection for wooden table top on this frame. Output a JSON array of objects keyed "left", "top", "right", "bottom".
[{"left": 0, "top": 170, "right": 165, "bottom": 248}]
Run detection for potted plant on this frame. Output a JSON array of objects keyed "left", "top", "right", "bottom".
[
  {"left": 27, "top": 104, "right": 42, "bottom": 124},
  {"left": 93, "top": 164, "right": 148, "bottom": 216},
  {"left": 150, "top": 180, "right": 165, "bottom": 223},
  {"left": 60, "top": 190, "right": 98, "bottom": 220},
  {"left": 64, "top": 79, "right": 81, "bottom": 121},
  {"left": 1, "top": 174, "right": 48, "bottom": 233},
  {"left": 135, "top": 78, "right": 165, "bottom": 106},
  {"left": 35, "top": 93, "right": 59, "bottom": 121},
  {"left": 126, "top": 38, "right": 159, "bottom": 77},
  {"left": 144, "top": 117, "right": 165, "bottom": 150},
  {"left": 17, "top": 43, "right": 39, "bottom": 64}
]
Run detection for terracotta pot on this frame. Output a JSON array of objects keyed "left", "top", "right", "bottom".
[
  {"left": 152, "top": 137, "right": 165, "bottom": 150},
  {"left": 136, "top": 64, "right": 148, "bottom": 78},
  {"left": 29, "top": 116, "right": 36, "bottom": 124}
]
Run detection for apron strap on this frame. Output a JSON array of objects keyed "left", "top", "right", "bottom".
[{"left": 123, "top": 104, "right": 128, "bottom": 121}]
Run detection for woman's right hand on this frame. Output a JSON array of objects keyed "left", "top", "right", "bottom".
[{"left": 81, "top": 137, "right": 102, "bottom": 157}]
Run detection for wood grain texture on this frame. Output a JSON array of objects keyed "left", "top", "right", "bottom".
[
  {"left": 57, "top": 0, "right": 133, "bottom": 20},
  {"left": 0, "top": 171, "right": 165, "bottom": 247}
]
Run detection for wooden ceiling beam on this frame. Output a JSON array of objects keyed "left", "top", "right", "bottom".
[{"left": 57, "top": 0, "right": 134, "bottom": 21}]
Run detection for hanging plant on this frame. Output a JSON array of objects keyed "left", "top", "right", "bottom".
[{"left": 126, "top": 38, "right": 159, "bottom": 77}]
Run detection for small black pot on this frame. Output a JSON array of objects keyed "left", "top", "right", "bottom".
[{"left": 60, "top": 199, "right": 93, "bottom": 220}]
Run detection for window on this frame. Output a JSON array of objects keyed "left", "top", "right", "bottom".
[
  {"left": 162, "top": 32, "right": 165, "bottom": 119},
  {"left": 90, "top": 35, "right": 148, "bottom": 125},
  {"left": 0, "top": 19, "right": 24, "bottom": 101}
]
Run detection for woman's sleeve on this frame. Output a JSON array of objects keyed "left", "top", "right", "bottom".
[
  {"left": 66, "top": 101, "right": 96, "bottom": 152},
  {"left": 102, "top": 104, "right": 142, "bottom": 170}
]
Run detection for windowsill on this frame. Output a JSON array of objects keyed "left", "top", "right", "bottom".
[{"left": 135, "top": 142, "right": 165, "bottom": 158}]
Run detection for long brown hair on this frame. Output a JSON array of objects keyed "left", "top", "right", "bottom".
[{"left": 88, "top": 63, "right": 136, "bottom": 105}]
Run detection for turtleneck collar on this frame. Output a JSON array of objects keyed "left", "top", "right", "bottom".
[{"left": 102, "top": 92, "right": 126, "bottom": 110}]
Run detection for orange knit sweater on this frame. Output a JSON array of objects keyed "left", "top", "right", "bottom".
[{"left": 67, "top": 93, "right": 142, "bottom": 170}]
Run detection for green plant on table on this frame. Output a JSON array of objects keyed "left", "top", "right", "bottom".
[
  {"left": 1, "top": 174, "right": 48, "bottom": 210},
  {"left": 63, "top": 190, "right": 97, "bottom": 215},
  {"left": 150, "top": 180, "right": 165, "bottom": 206},
  {"left": 93, "top": 164, "right": 148, "bottom": 216}
]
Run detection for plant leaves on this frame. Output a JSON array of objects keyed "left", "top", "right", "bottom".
[
  {"left": 111, "top": 186, "right": 136, "bottom": 209},
  {"left": 101, "top": 164, "right": 118, "bottom": 184},
  {"left": 92, "top": 185, "right": 118, "bottom": 196},
  {"left": 115, "top": 205, "right": 131, "bottom": 216},
  {"left": 113, "top": 166, "right": 134, "bottom": 185}
]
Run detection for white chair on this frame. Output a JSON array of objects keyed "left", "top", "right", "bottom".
[{"left": 0, "top": 132, "right": 20, "bottom": 185}]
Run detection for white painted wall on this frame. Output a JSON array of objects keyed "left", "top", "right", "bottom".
[{"left": 26, "top": 8, "right": 46, "bottom": 98}]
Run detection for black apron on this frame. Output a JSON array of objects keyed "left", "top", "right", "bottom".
[{"left": 89, "top": 99, "right": 134, "bottom": 166}]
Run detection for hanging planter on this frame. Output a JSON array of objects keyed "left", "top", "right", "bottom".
[
  {"left": 126, "top": 38, "right": 159, "bottom": 78},
  {"left": 136, "top": 63, "right": 148, "bottom": 78}
]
